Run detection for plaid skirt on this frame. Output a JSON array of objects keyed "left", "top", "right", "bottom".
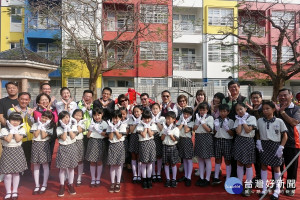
[
  {"left": 123, "top": 137, "right": 130, "bottom": 159},
  {"left": 128, "top": 133, "right": 139, "bottom": 154},
  {"left": 234, "top": 135, "right": 255, "bottom": 165},
  {"left": 214, "top": 138, "right": 233, "bottom": 161},
  {"left": 107, "top": 142, "right": 125, "bottom": 166},
  {"left": 85, "top": 138, "right": 105, "bottom": 162},
  {"left": 260, "top": 140, "right": 283, "bottom": 167},
  {"left": 194, "top": 133, "right": 214, "bottom": 159},
  {"left": 139, "top": 139, "right": 156, "bottom": 163},
  {"left": 0, "top": 146, "right": 27, "bottom": 174},
  {"left": 162, "top": 145, "right": 179, "bottom": 165},
  {"left": 154, "top": 133, "right": 163, "bottom": 158},
  {"left": 31, "top": 141, "right": 51, "bottom": 164},
  {"left": 178, "top": 137, "right": 194, "bottom": 159},
  {"left": 75, "top": 139, "right": 85, "bottom": 162},
  {"left": 56, "top": 143, "right": 78, "bottom": 169}
]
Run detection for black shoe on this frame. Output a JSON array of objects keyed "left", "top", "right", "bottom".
[
  {"left": 258, "top": 191, "right": 268, "bottom": 198},
  {"left": 142, "top": 179, "right": 148, "bottom": 189},
  {"left": 200, "top": 179, "right": 210, "bottom": 187},
  {"left": 177, "top": 176, "right": 187, "bottom": 182},
  {"left": 137, "top": 176, "right": 142, "bottom": 184},
  {"left": 132, "top": 176, "right": 137, "bottom": 184},
  {"left": 152, "top": 175, "right": 157, "bottom": 183},
  {"left": 270, "top": 194, "right": 278, "bottom": 200},
  {"left": 147, "top": 179, "right": 152, "bottom": 189},
  {"left": 156, "top": 175, "right": 162, "bottom": 183},
  {"left": 164, "top": 179, "right": 171, "bottom": 187},
  {"left": 284, "top": 189, "right": 295, "bottom": 196},
  {"left": 241, "top": 188, "right": 252, "bottom": 197},
  {"left": 195, "top": 178, "right": 203, "bottom": 186},
  {"left": 171, "top": 179, "right": 177, "bottom": 188},
  {"left": 185, "top": 178, "right": 191, "bottom": 187},
  {"left": 212, "top": 178, "right": 222, "bottom": 185}
]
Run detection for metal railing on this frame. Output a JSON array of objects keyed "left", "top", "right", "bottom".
[
  {"left": 173, "top": 22, "right": 202, "bottom": 34},
  {"left": 173, "top": 56, "right": 202, "bottom": 71}
]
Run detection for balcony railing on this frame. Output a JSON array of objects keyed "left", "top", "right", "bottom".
[
  {"left": 173, "top": 56, "right": 202, "bottom": 71},
  {"left": 239, "top": 56, "right": 263, "bottom": 66},
  {"left": 27, "top": 16, "right": 60, "bottom": 30},
  {"left": 173, "top": 21, "right": 202, "bottom": 34}
]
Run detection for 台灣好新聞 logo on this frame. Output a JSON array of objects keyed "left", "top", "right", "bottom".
[{"left": 224, "top": 177, "right": 243, "bottom": 194}]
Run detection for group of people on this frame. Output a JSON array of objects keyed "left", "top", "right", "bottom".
[{"left": 0, "top": 80, "right": 299, "bottom": 200}]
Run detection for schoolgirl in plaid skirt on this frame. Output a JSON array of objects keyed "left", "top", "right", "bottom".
[
  {"left": 119, "top": 107, "right": 130, "bottom": 170},
  {"left": 0, "top": 113, "right": 27, "bottom": 200},
  {"left": 86, "top": 107, "right": 108, "bottom": 187},
  {"left": 256, "top": 101, "right": 288, "bottom": 199},
  {"left": 233, "top": 103, "right": 257, "bottom": 197}
]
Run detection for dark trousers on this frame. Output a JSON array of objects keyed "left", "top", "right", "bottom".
[
  {"left": 283, "top": 147, "right": 300, "bottom": 190},
  {"left": 83, "top": 135, "right": 90, "bottom": 173},
  {"left": 22, "top": 141, "right": 32, "bottom": 171},
  {"left": 254, "top": 147, "right": 261, "bottom": 179}
]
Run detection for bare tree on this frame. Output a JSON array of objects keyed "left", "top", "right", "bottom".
[
  {"left": 29, "top": 0, "right": 166, "bottom": 98},
  {"left": 212, "top": 1, "right": 300, "bottom": 100}
]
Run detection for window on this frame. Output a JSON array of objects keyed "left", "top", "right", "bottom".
[
  {"left": 65, "top": 40, "right": 97, "bottom": 58},
  {"left": 117, "top": 80, "right": 133, "bottom": 87},
  {"left": 240, "top": 49, "right": 262, "bottom": 65},
  {"left": 208, "top": 8, "right": 233, "bottom": 26},
  {"left": 173, "top": 14, "right": 199, "bottom": 32},
  {"left": 37, "top": 43, "right": 61, "bottom": 64},
  {"left": 140, "top": 42, "right": 167, "bottom": 60},
  {"left": 272, "top": 46, "right": 294, "bottom": 63},
  {"left": 106, "top": 11, "right": 133, "bottom": 31},
  {"left": 240, "top": 17, "right": 265, "bottom": 37},
  {"left": 107, "top": 80, "right": 115, "bottom": 87},
  {"left": 67, "top": 78, "right": 89, "bottom": 88},
  {"left": 208, "top": 44, "right": 234, "bottom": 62},
  {"left": 141, "top": 4, "right": 168, "bottom": 24},
  {"left": 10, "top": 42, "right": 20, "bottom": 49},
  {"left": 37, "top": 43, "right": 47, "bottom": 52},
  {"left": 140, "top": 78, "right": 167, "bottom": 86},
  {"left": 107, "top": 46, "right": 134, "bottom": 68},
  {"left": 11, "top": 7, "right": 22, "bottom": 23},
  {"left": 271, "top": 11, "right": 295, "bottom": 29}
]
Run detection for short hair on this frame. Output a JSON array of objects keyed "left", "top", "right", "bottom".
[
  {"left": 60, "top": 87, "right": 71, "bottom": 96},
  {"left": 83, "top": 90, "right": 94, "bottom": 96},
  {"left": 72, "top": 109, "right": 84, "bottom": 118},
  {"left": 219, "top": 104, "right": 230, "bottom": 112},
  {"left": 161, "top": 90, "right": 170, "bottom": 95},
  {"left": 198, "top": 102, "right": 209, "bottom": 110},
  {"left": 40, "top": 83, "right": 51, "bottom": 90},
  {"left": 42, "top": 110, "right": 54, "bottom": 120},
  {"left": 250, "top": 91, "right": 262, "bottom": 98},
  {"left": 18, "top": 92, "right": 31, "bottom": 99},
  {"left": 228, "top": 80, "right": 240, "bottom": 88},
  {"left": 278, "top": 88, "right": 292, "bottom": 95},
  {"left": 8, "top": 112, "right": 23, "bottom": 123},
  {"left": 151, "top": 103, "right": 160, "bottom": 110},
  {"left": 102, "top": 87, "right": 112, "bottom": 94},
  {"left": 262, "top": 100, "right": 275, "bottom": 109},
  {"left": 140, "top": 93, "right": 149, "bottom": 98},
  {"left": 58, "top": 111, "right": 70, "bottom": 126},
  {"left": 5, "top": 81, "right": 18, "bottom": 88},
  {"left": 194, "top": 90, "right": 207, "bottom": 107},
  {"left": 118, "top": 94, "right": 129, "bottom": 103},
  {"left": 165, "top": 111, "right": 176, "bottom": 119},
  {"left": 92, "top": 107, "right": 104, "bottom": 115},
  {"left": 213, "top": 92, "right": 225, "bottom": 102},
  {"left": 177, "top": 94, "right": 187, "bottom": 104},
  {"left": 111, "top": 110, "right": 122, "bottom": 119},
  {"left": 142, "top": 110, "right": 152, "bottom": 119},
  {"left": 183, "top": 107, "right": 193, "bottom": 115},
  {"left": 36, "top": 93, "right": 51, "bottom": 104},
  {"left": 119, "top": 107, "right": 128, "bottom": 112},
  {"left": 234, "top": 102, "right": 247, "bottom": 111}
]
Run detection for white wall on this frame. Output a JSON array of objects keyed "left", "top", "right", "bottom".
[{"left": 173, "top": 0, "right": 202, "bottom": 8}]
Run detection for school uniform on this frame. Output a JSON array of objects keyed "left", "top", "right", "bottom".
[
  {"left": 214, "top": 118, "right": 234, "bottom": 161},
  {"left": 136, "top": 123, "right": 156, "bottom": 163},
  {"left": 121, "top": 119, "right": 130, "bottom": 159},
  {"left": 56, "top": 125, "right": 78, "bottom": 169},
  {"left": 30, "top": 123, "right": 53, "bottom": 164},
  {"left": 128, "top": 115, "right": 141, "bottom": 154},
  {"left": 85, "top": 120, "right": 108, "bottom": 162},
  {"left": 152, "top": 114, "right": 165, "bottom": 158},
  {"left": 257, "top": 117, "right": 287, "bottom": 167},
  {"left": 106, "top": 122, "right": 127, "bottom": 165},
  {"left": 233, "top": 114, "right": 257, "bottom": 165},
  {"left": 161, "top": 124, "right": 180, "bottom": 165},
  {"left": 194, "top": 115, "right": 214, "bottom": 159},
  {"left": 55, "top": 101, "right": 78, "bottom": 115},
  {"left": 75, "top": 120, "right": 87, "bottom": 162},
  {"left": 176, "top": 117, "right": 194, "bottom": 159},
  {"left": 0, "top": 127, "right": 28, "bottom": 174}
]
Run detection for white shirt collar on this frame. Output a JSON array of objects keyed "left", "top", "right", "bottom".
[{"left": 288, "top": 102, "right": 295, "bottom": 108}]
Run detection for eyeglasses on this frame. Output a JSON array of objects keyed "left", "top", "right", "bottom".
[
  {"left": 119, "top": 99, "right": 128, "bottom": 103},
  {"left": 162, "top": 95, "right": 170, "bottom": 98}
]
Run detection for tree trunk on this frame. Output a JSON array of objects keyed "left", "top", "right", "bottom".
[
  {"left": 89, "top": 78, "right": 98, "bottom": 100},
  {"left": 271, "top": 78, "right": 285, "bottom": 102}
]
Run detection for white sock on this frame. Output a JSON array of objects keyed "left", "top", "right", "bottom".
[
  {"left": 59, "top": 169, "right": 66, "bottom": 185},
  {"left": 187, "top": 159, "right": 193, "bottom": 179},
  {"left": 198, "top": 158, "right": 205, "bottom": 179},
  {"left": 96, "top": 165, "right": 103, "bottom": 181},
  {"left": 12, "top": 173, "right": 20, "bottom": 193},
  {"left": 237, "top": 165, "right": 244, "bottom": 182},
  {"left": 131, "top": 160, "right": 137, "bottom": 177},
  {"left": 110, "top": 166, "right": 116, "bottom": 184},
  {"left": 77, "top": 163, "right": 83, "bottom": 182},
  {"left": 226, "top": 165, "right": 231, "bottom": 180},
  {"left": 4, "top": 174, "right": 12, "bottom": 194},
  {"left": 164, "top": 165, "right": 170, "bottom": 180},
  {"left": 246, "top": 167, "right": 253, "bottom": 182},
  {"left": 152, "top": 162, "right": 156, "bottom": 176},
  {"left": 183, "top": 159, "right": 188, "bottom": 178},
  {"left": 147, "top": 163, "right": 152, "bottom": 178},
  {"left": 172, "top": 165, "right": 177, "bottom": 180},
  {"left": 116, "top": 165, "right": 122, "bottom": 183},
  {"left": 157, "top": 159, "right": 162, "bottom": 175},
  {"left": 261, "top": 169, "right": 267, "bottom": 192},
  {"left": 138, "top": 162, "right": 142, "bottom": 177},
  {"left": 68, "top": 168, "right": 74, "bottom": 184},
  {"left": 141, "top": 163, "right": 147, "bottom": 178},
  {"left": 274, "top": 172, "right": 281, "bottom": 197},
  {"left": 33, "top": 164, "right": 40, "bottom": 187},
  {"left": 205, "top": 159, "right": 212, "bottom": 181},
  {"left": 90, "top": 165, "right": 96, "bottom": 181},
  {"left": 215, "top": 163, "right": 221, "bottom": 179},
  {"left": 42, "top": 163, "right": 49, "bottom": 187}
]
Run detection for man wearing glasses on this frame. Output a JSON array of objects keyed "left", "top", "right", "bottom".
[
  {"left": 160, "top": 90, "right": 178, "bottom": 117},
  {"left": 140, "top": 93, "right": 152, "bottom": 112}
]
